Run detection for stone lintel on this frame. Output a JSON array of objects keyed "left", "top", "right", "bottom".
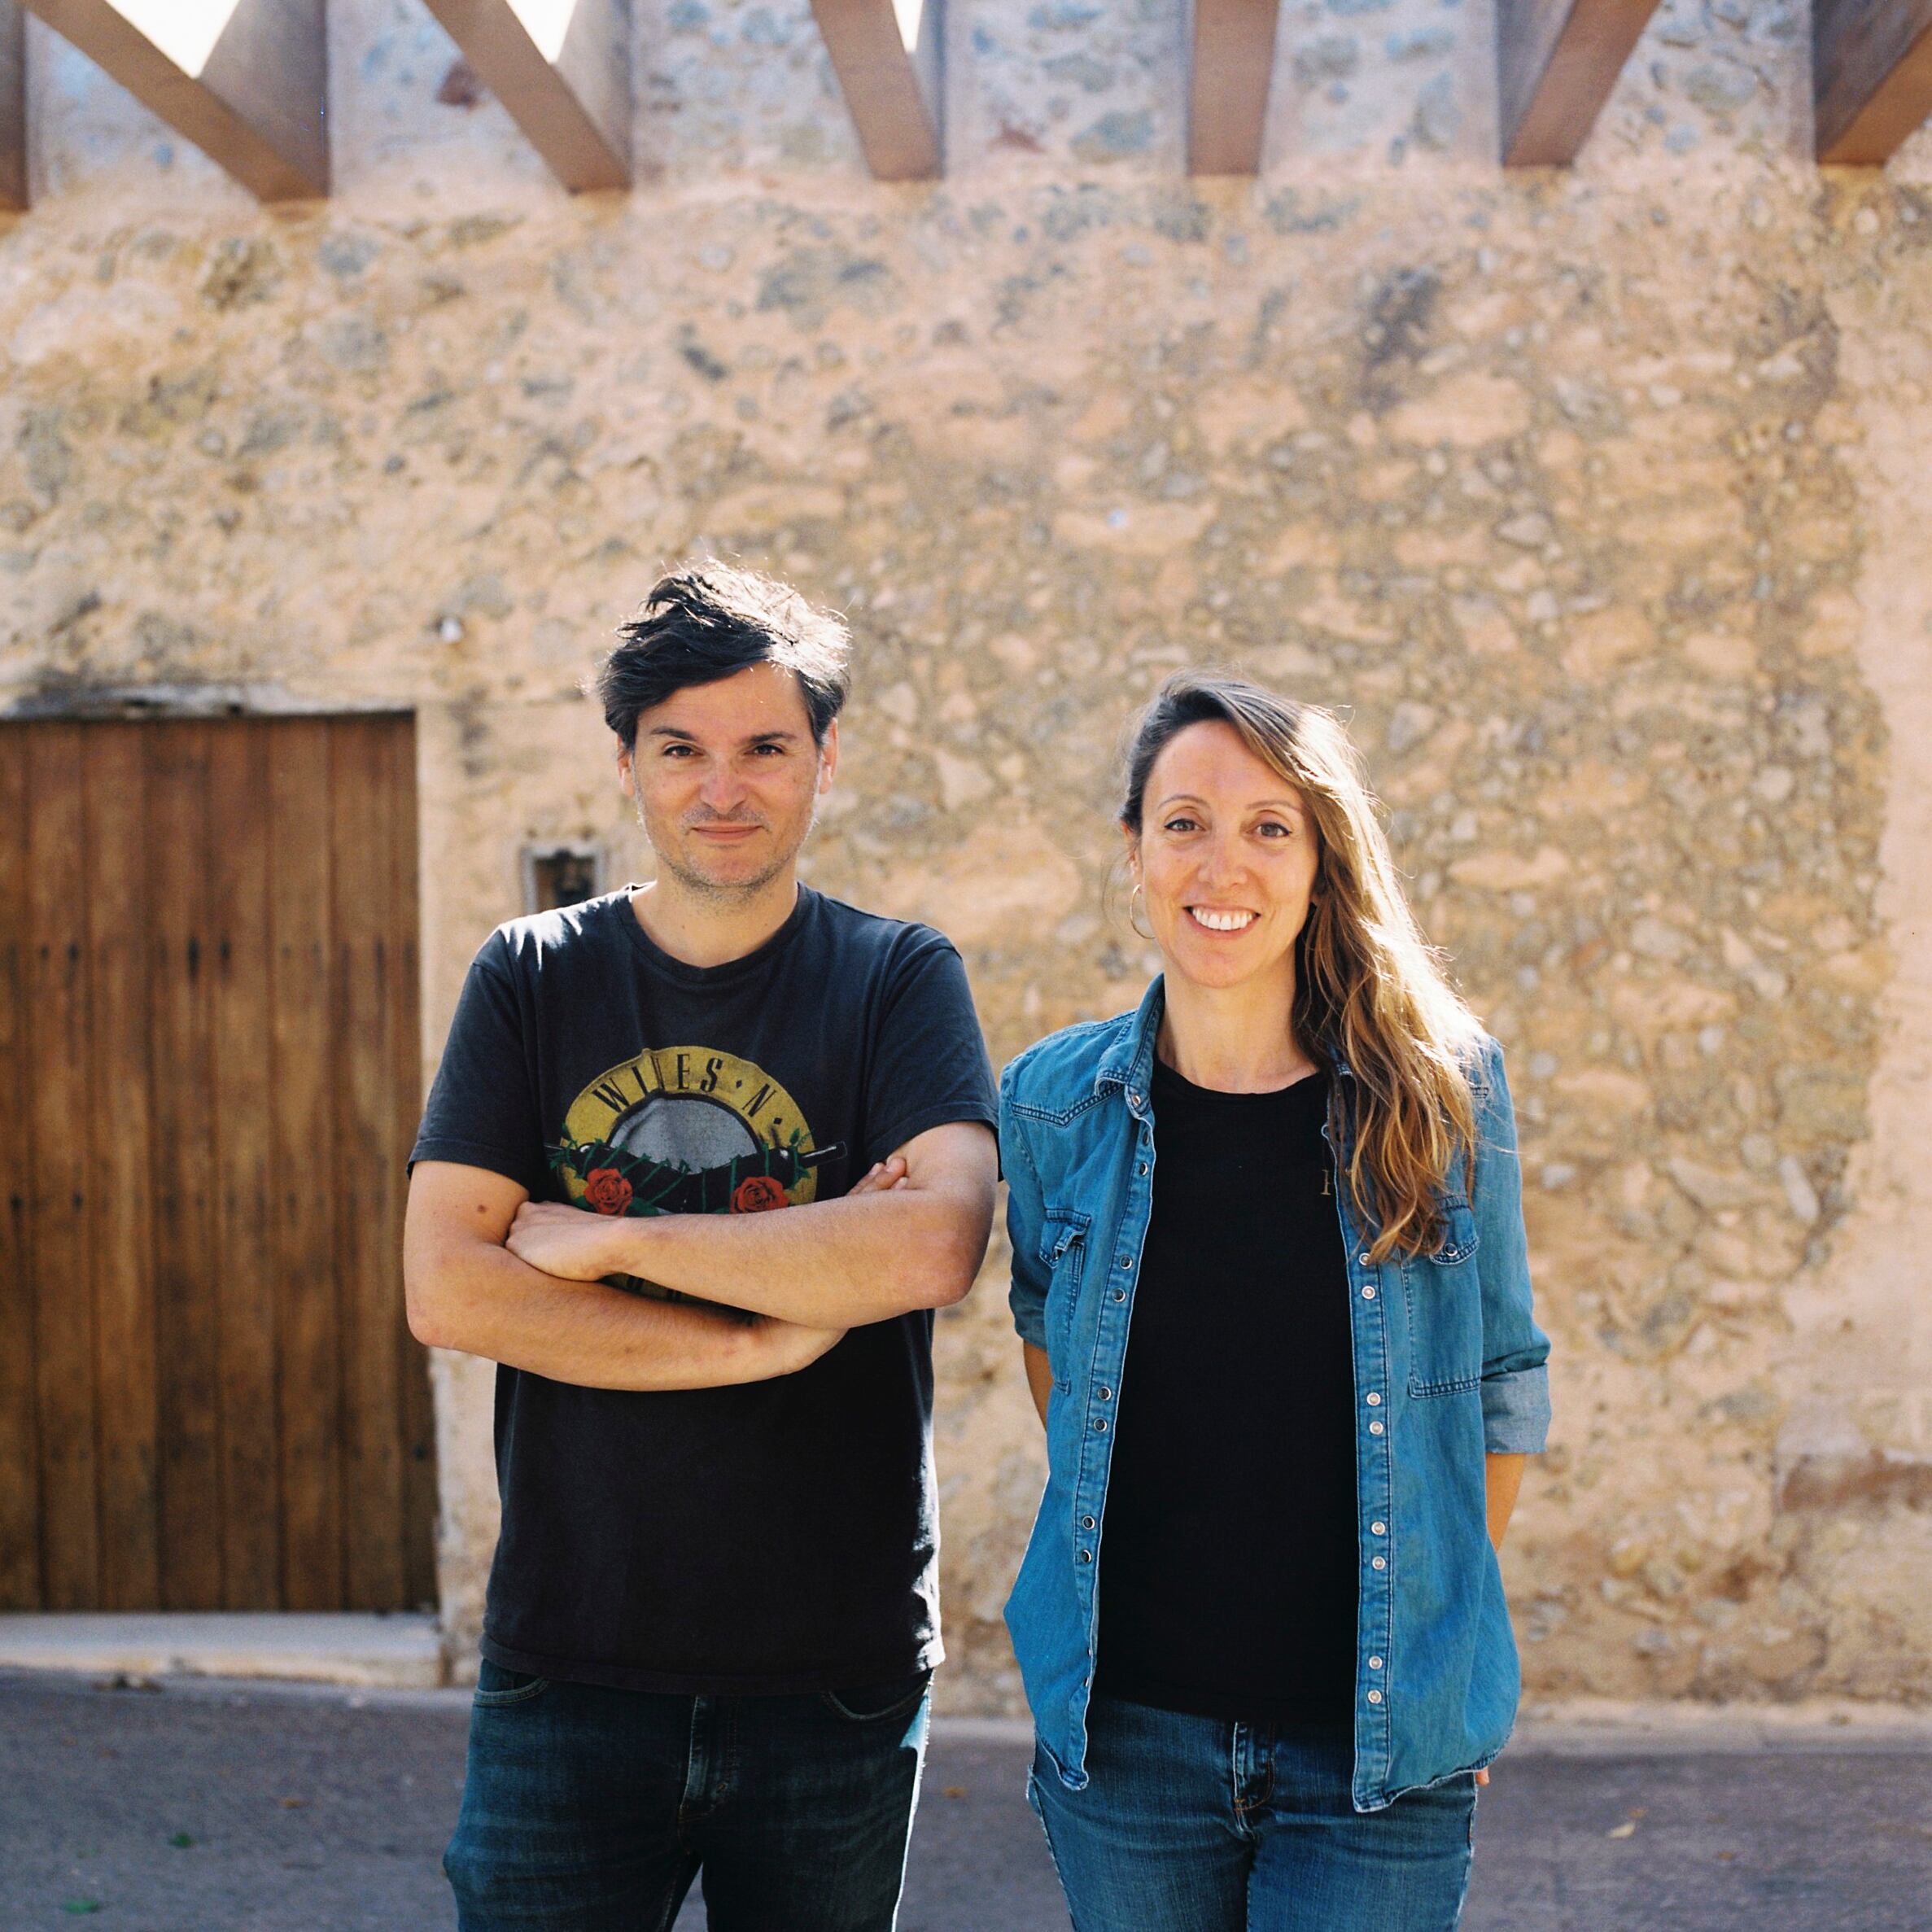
[
  {"left": 809, "top": 0, "right": 943, "bottom": 181},
  {"left": 1497, "top": 0, "right": 1665, "bottom": 168},
  {"left": 20, "top": 0, "right": 327, "bottom": 200},
  {"left": 1187, "top": 0, "right": 1281, "bottom": 176},
  {"left": 1815, "top": 0, "right": 1932, "bottom": 165},
  {"left": 419, "top": 0, "right": 632, "bottom": 192}
]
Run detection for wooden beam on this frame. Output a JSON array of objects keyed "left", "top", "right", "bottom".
[
  {"left": 21, "top": 0, "right": 326, "bottom": 199},
  {"left": 1187, "top": 0, "right": 1280, "bottom": 176},
  {"left": 809, "top": 0, "right": 942, "bottom": 181},
  {"left": 0, "top": 3, "right": 24, "bottom": 211},
  {"left": 1498, "top": 0, "right": 1663, "bottom": 167},
  {"left": 1816, "top": 0, "right": 1932, "bottom": 164},
  {"left": 419, "top": 0, "right": 630, "bottom": 192}
]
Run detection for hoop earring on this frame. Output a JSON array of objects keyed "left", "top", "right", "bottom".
[{"left": 1128, "top": 881, "right": 1153, "bottom": 942}]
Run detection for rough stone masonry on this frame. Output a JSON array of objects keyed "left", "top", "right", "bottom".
[{"left": 2, "top": 0, "right": 1929, "bottom": 1715}]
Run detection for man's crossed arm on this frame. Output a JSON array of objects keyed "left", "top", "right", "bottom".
[
  {"left": 404, "top": 1121, "right": 996, "bottom": 1392},
  {"left": 503, "top": 1121, "right": 996, "bottom": 1329}
]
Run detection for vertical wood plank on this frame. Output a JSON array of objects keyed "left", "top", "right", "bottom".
[
  {"left": 81, "top": 723, "right": 160, "bottom": 1610},
  {"left": 387, "top": 720, "right": 439, "bottom": 1610},
  {"left": 208, "top": 722, "right": 281, "bottom": 1607},
  {"left": 15, "top": 0, "right": 328, "bottom": 200},
  {"left": 0, "top": 2, "right": 27, "bottom": 214},
  {"left": 330, "top": 717, "right": 408, "bottom": 1609},
  {"left": 1187, "top": 0, "right": 1282, "bottom": 176},
  {"left": 417, "top": 0, "right": 631, "bottom": 191},
  {"left": 146, "top": 721, "right": 223, "bottom": 1608},
  {"left": 25, "top": 723, "right": 99, "bottom": 1607},
  {"left": 0, "top": 727, "right": 42, "bottom": 1606},
  {"left": 1815, "top": 0, "right": 1932, "bottom": 164},
  {"left": 807, "top": 0, "right": 944, "bottom": 179},
  {"left": 268, "top": 719, "right": 343, "bottom": 1610},
  {"left": 1498, "top": 0, "right": 1664, "bottom": 167}
]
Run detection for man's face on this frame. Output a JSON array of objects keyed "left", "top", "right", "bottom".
[{"left": 618, "top": 662, "right": 837, "bottom": 900}]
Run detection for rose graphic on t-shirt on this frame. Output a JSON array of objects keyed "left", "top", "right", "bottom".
[
  {"left": 584, "top": 1168, "right": 634, "bottom": 1216},
  {"left": 730, "top": 1174, "right": 789, "bottom": 1214}
]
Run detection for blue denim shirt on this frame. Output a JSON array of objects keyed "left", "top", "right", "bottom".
[{"left": 999, "top": 980, "right": 1552, "bottom": 1813}]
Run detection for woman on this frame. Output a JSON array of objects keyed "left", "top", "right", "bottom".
[{"left": 999, "top": 673, "right": 1550, "bottom": 1932}]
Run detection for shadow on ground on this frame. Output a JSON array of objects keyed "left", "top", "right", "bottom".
[{"left": 2, "top": 1672, "right": 1928, "bottom": 1930}]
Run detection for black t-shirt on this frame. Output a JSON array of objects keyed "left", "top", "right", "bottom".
[
  {"left": 1095, "top": 1060, "right": 1359, "bottom": 1726},
  {"left": 411, "top": 885, "right": 997, "bottom": 1694}
]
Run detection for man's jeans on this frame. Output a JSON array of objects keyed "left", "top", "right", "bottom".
[
  {"left": 446, "top": 1660, "right": 932, "bottom": 1932},
  {"left": 1028, "top": 1694, "right": 1477, "bottom": 1932}
]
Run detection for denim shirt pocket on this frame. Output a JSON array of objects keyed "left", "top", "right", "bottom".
[
  {"left": 1039, "top": 1207, "right": 1092, "bottom": 1391},
  {"left": 1403, "top": 1193, "right": 1483, "bottom": 1397}
]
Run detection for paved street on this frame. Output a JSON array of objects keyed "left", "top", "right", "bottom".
[{"left": 2, "top": 1671, "right": 1928, "bottom": 1931}]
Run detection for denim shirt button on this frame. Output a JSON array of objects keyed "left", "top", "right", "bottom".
[
  {"left": 1371, "top": 1556, "right": 1388, "bottom": 1571},
  {"left": 1357, "top": 1252, "right": 1371, "bottom": 1268},
  {"left": 1097, "top": 1386, "right": 1113, "bottom": 1401},
  {"left": 1370, "top": 1520, "right": 1387, "bottom": 1536},
  {"left": 1361, "top": 1285, "right": 1376, "bottom": 1300},
  {"left": 1365, "top": 1392, "right": 1382, "bottom": 1406},
  {"left": 1117, "top": 1257, "right": 1131, "bottom": 1270},
  {"left": 1368, "top": 1655, "right": 1384, "bottom": 1670},
  {"left": 1092, "top": 1418, "right": 1108, "bottom": 1433},
  {"left": 1366, "top": 1689, "right": 1383, "bottom": 1705},
  {"left": 1078, "top": 1550, "right": 1093, "bottom": 1563},
  {"left": 1111, "top": 1288, "right": 1126, "bottom": 1302},
  {"left": 1369, "top": 1420, "right": 1385, "bottom": 1436},
  {"left": 1081, "top": 1516, "right": 1096, "bottom": 1530}
]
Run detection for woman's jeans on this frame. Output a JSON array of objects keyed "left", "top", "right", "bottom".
[
  {"left": 1028, "top": 1694, "right": 1477, "bottom": 1932},
  {"left": 445, "top": 1659, "right": 931, "bottom": 1932}
]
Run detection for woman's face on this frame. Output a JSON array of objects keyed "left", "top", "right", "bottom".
[{"left": 1126, "top": 720, "right": 1322, "bottom": 997}]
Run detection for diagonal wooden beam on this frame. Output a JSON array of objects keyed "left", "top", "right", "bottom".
[
  {"left": 1187, "top": 0, "right": 1280, "bottom": 176},
  {"left": 1816, "top": 0, "right": 1932, "bottom": 164},
  {"left": 21, "top": 0, "right": 327, "bottom": 200},
  {"left": 0, "top": 2, "right": 24, "bottom": 212},
  {"left": 419, "top": 0, "right": 631, "bottom": 191},
  {"left": 809, "top": 0, "right": 942, "bottom": 181},
  {"left": 1497, "top": 0, "right": 1663, "bottom": 167}
]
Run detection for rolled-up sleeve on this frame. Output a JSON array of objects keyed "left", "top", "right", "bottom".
[
  {"left": 999, "top": 1064, "right": 1051, "bottom": 1352},
  {"left": 1471, "top": 1038, "right": 1552, "bottom": 1454}
]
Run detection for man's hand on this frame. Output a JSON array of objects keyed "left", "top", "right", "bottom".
[{"left": 505, "top": 1200, "right": 630, "bottom": 1280}]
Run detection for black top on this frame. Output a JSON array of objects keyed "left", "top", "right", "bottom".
[
  {"left": 1095, "top": 1059, "right": 1359, "bottom": 1726},
  {"left": 411, "top": 886, "right": 997, "bottom": 1694}
]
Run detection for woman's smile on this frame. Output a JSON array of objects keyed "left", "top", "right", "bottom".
[{"left": 1185, "top": 906, "right": 1258, "bottom": 933}]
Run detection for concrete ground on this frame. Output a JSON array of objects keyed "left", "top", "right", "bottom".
[{"left": 2, "top": 1672, "right": 1928, "bottom": 1931}]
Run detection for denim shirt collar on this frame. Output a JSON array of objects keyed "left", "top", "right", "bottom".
[
  {"left": 1091, "top": 978, "right": 1165, "bottom": 1117},
  {"left": 1093, "top": 976, "right": 1357, "bottom": 1112}
]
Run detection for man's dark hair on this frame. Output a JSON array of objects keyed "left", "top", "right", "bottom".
[{"left": 594, "top": 564, "right": 852, "bottom": 751}]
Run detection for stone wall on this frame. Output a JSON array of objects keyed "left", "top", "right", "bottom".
[{"left": 2, "top": 0, "right": 1929, "bottom": 1711}]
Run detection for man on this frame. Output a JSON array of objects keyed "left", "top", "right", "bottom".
[{"left": 404, "top": 564, "right": 999, "bottom": 1932}]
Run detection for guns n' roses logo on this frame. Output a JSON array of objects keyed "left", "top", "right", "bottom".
[{"left": 548, "top": 1046, "right": 840, "bottom": 1223}]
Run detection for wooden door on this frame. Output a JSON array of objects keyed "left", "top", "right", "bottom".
[{"left": 0, "top": 714, "right": 436, "bottom": 1612}]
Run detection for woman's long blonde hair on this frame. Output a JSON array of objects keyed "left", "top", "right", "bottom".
[{"left": 1121, "top": 672, "right": 1484, "bottom": 1262}]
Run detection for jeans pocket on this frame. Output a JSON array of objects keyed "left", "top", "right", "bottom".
[
  {"left": 472, "top": 1660, "right": 553, "bottom": 1707},
  {"left": 819, "top": 1670, "right": 932, "bottom": 1723}
]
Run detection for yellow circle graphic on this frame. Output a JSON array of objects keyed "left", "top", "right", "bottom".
[{"left": 557, "top": 1046, "right": 821, "bottom": 1213}]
